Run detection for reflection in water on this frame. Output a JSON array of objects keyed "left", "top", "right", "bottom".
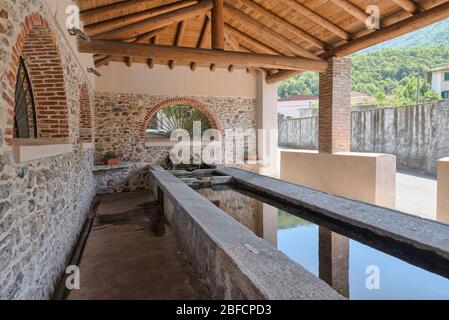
[
  {"left": 199, "top": 186, "right": 449, "bottom": 300},
  {"left": 319, "top": 227, "right": 349, "bottom": 297}
]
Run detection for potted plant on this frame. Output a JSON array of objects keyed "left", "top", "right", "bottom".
[
  {"left": 244, "top": 148, "right": 258, "bottom": 161},
  {"left": 104, "top": 151, "right": 119, "bottom": 166}
]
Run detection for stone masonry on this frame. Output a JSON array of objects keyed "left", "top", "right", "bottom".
[
  {"left": 94, "top": 92, "right": 257, "bottom": 164},
  {"left": 0, "top": 0, "right": 96, "bottom": 299}
]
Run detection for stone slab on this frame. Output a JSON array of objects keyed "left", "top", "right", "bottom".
[{"left": 151, "top": 169, "right": 344, "bottom": 300}]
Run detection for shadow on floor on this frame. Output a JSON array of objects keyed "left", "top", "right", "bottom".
[{"left": 66, "top": 191, "right": 209, "bottom": 300}]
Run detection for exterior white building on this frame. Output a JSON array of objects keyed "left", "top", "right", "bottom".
[
  {"left": 278, "top": 95, "right": 319, "bottom": 119},
  {"left": 278, "top": 92, "right": 375, "bottom": 119},
  {"left": 428, "top": 66, "right": 449, "bottom": 99}
]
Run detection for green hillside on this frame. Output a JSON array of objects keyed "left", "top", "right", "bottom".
[
  {"left": 279, "top": 46, "right": 449, "bottom": 105},
  {"left": 279, "top": 19, "right": 449, "bottom": 106}
]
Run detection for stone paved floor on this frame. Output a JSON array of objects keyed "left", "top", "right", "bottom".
[
  {"left": 67, "top": 191, "right": 208, "bottom": 300},
  {"left": 396, "top": 170, "right": 437, "bottom": 220}
]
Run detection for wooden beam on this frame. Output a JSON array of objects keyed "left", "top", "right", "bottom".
[
  {"left": 225, "top": 24, "right": 282, "bottom": 55},
  {"left": 169, "top": 20, "right": 187, "bottom": 69},
  {"left": 322, "top": 1, "right": 449, "bottom": 58},
  {"left": 329, "top": 0, "right": 375, "bottom": 25},
  {"left": 265, "top": 70, "right": 302, "bottom": 84},
  {"left": 83, "top": 1, "right": 197, "bottom": 36},
  {"left": 94, "top": 27, "right": 167, "bottom": 67},
  {"left": 224, "top": 32, "right": 258, "bottom": 74},
  {"left": 125, "top": 56, "right": 133, "bottom": 67},
  {"left": 212, "top": 0, "right": 225, "bottom": 49},
  {"left": 81, "top": 0, "right": 161, "bottom": 21},
  {"left": 224, "top": 4, "right": 320, "bottom": 60},
  {"left": 224, "top": 32, "right": 240, "bottom": 51},
  {"left": 392, "top": 0, "right": 422, "bottom": 14},
  {"left": 79, "top": 40, "right": 329, "bottom": 72},
  {"left": 231, "top": 0, "right": 328, "bottom": 50},
  {"left": 283, "top": 0, "right": 351, "bottom": 40},
  {"left": 191, "top": 15, "right": 211, "bottom": 70},
  {"left": 94, "top": 0, "right": 213, "bottom": 40}
]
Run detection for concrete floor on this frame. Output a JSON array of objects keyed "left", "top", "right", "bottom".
[
  {"left": 396, "top": 170, "right": 437, "bottom": 220},
  {"left": 67, "top": 191, "right": 208, "bottom": 300}
]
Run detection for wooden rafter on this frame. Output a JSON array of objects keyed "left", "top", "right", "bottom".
[
  {"left": 169, "top": 20, "right": 187, "bottom": 69},
  {"left": 94, "top": 0, "right": 213, "bottom": 40},
  {"left": 322, "top": 0, "right": 449, "bottom": 58},
  {"left": 230, "top": 0, "right": 328, "bottom": 51},
  {"left": 191, "top": 15, "right": 211, "bottom": 70},
  {"left": 391, "top": 0, "right": 423, "bottom": 14},
  {"left": 79, "top": 0, "right": 449, "bottom": 82},
  {"left": 224, "top": 32, "right": 258, "bottom": 74},
  {"left": 211, "top": 0, "right": 225, "bottom": 49},
  {"left": 225, "top": 24, "right": 282, "bottom": 55},
  {"left": 94, "top": 27, "right": 167, "bottom": 67},
  {"left": 329, "top": 0, "right": 380, "bottom": 26},
  {"left": 224, "top": 4, "right": 320, "bottom": 60},
  {"left": 78, "top": 40, "right": 329, "bottom": 72},
  {"left": 267, "top": 0, "right": 449, "bottom": 84},
  {"left": 266, "top": 70, "right": 301, "bottom": 85},
  {"left": 84, "top": 0, "right": 197, "bottom": 36},
  {"left": 281, "top": 0, "right": 351, "bottom": 41}
]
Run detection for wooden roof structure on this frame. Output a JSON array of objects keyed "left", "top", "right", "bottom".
[{"left": 76, "top": 0, "right": 449, "bottom": 83}]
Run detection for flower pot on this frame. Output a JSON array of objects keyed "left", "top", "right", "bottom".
[
  {"left": 104, "top": 158, "right": 119, "bottom": 166},
  {"left": 245, "top": 155, "right": 258, "bottom": 161}
]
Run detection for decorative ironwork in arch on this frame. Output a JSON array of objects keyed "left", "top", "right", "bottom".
[
  {"left": 146, "top": 104, "right": 213, "bottom": 138},
  {"left": 14, "top": 57, "right": 37, "bottom": 139}
]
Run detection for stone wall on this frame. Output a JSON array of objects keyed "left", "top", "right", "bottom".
[
  {"left": 94, "top": 92, "right": 257, "bottom": 165},
  {"left": 93, "top": 163, "right": 151, "bottom": 194},
  {"left": 278, "top": 100, "right": 449, "bottom": 175},
  {"left": 0, "top": 0, "right": 96, "bottom": 299}
]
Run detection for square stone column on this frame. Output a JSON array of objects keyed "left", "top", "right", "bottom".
[
  {"left": 319, "top": 57, "right": 352, "bottom": 153},
  {"left": 256, "top": 71, "right": 279, "bottom": 177}
]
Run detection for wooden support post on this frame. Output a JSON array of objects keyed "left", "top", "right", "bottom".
[{"left": 212, "top": 0, "right": 224, "bottom": 50}]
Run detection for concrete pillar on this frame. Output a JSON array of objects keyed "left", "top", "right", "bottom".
[
  {"left": 319, "top": 227, "right": 349, "bottom": 298},
  {"left": 437, "top": 158, "right": 449, "bottom": 223},
  {"left": 318, "top": 57, "right": 352, "bottom": 154},
  {"left": 256, "top": 71, "right": 279, "bottom": 177}
]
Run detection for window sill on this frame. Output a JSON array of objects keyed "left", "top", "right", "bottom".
[{"left": 12, "top": 139, "right": 73, "bottom": 163}]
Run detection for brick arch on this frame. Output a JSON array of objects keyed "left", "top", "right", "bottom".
[
  {"left": 79, "top": 83, "right": 93, "bottom": 142},
  {"left": 139, "top": 97, "right": 222, "bottom": 137},
  {"left": 2, "top": 13, "right": 69, "bottom": 144}
]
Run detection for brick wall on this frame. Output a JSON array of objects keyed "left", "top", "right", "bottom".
[
  {"left": 79, "top": 83, "right": 93, "bottom": 142},
  {"left": 5, "top": 14, "right": 69, "bottom": 140},
  {"left": 318, "top": 57, "right": 352, "bottom": 153}
]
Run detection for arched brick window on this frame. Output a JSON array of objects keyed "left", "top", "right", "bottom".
[
  {"left": 79, "top": 84, "right": 92, "bottom": 142},
  {"left": 141, "top": 98, "right": 221, "bottom": 139},
  {"left": 4, "top": 14, "right": 69, "bottom": 143}
]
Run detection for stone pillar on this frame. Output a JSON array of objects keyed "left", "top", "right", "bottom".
[
  {"left": 318, "top": 57, "right": 352, "bottom": 154},
  {"left": 256, "top": 71, "right": 279, "bottom": 177}
]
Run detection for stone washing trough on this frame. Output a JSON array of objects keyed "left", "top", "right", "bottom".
[{"left": 150, "top": 165, "right": 449, "bottom": 299}]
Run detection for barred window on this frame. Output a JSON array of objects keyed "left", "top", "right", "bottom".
[{"left": 14, "top": 57, "right": 37, "bottom": 139}]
